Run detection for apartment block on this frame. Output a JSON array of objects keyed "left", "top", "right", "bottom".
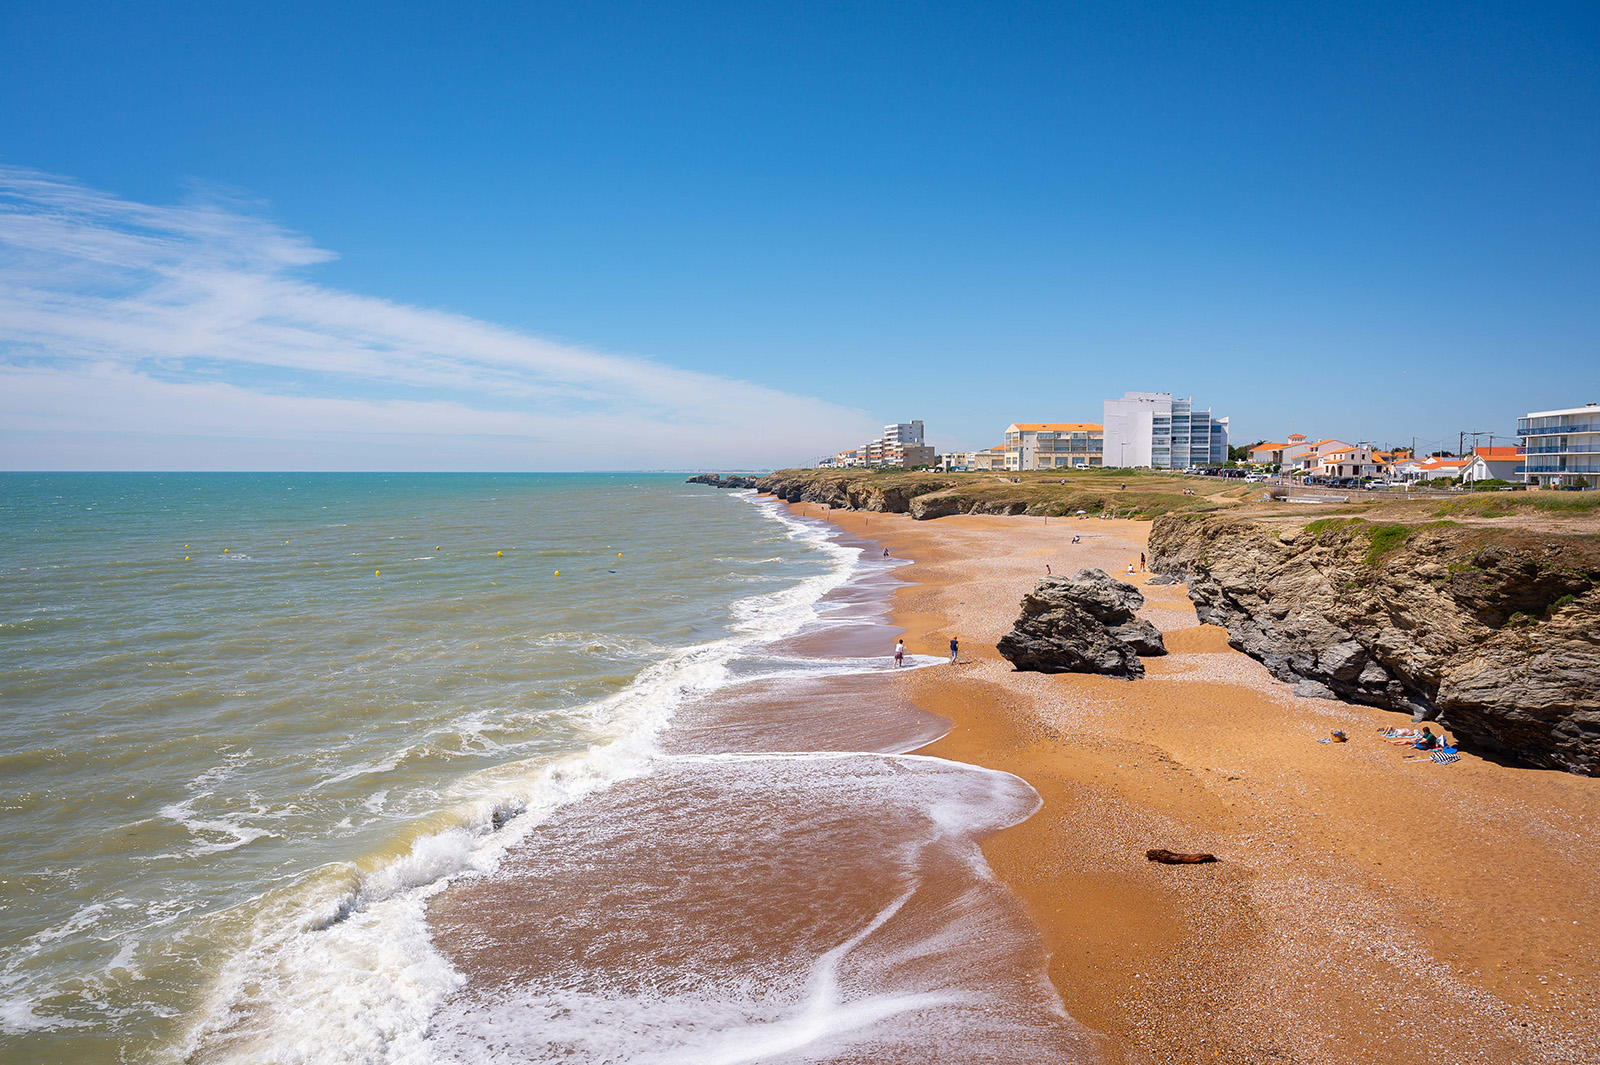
[
  {"left": 1517, "top": 403, "right": 1600, "bottom": 487},
  {"left": 818, "top": 419, "right": 935, "bottom": 469},
  {"left": 1001, "top": 423, "right": 1104, "bottom": 470},
  {"left": 1101, "top": 392, "right": 1228, "bottom": 468}
]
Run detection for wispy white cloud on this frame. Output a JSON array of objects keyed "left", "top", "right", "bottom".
[{"left": 0, "top": 167, "right": 877, "bottom": 469}]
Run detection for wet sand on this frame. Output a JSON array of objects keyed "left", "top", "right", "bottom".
[
  {"left": 817, "top": 506, "right": 1600, "bottom": 1065},
  {"left": 427, "top": 520, "right": 1133, "bottom": 1063}
]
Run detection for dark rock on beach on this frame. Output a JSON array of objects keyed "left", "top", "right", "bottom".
[
  {"left": 1149, "top": 513, "right": 1600, "bottom": 775},
  {"left": 997, "top": 569, "right": 1167, "bottom": 679}
]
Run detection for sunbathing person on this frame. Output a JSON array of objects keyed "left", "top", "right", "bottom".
[{"left": 1411, "top": 727, "right": 1440, "bottom": 751}]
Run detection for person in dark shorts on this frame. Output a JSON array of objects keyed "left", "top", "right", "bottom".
[
  {"left": 949, "top": 637, "right": 958, "bottom": 663},
  {"left": 894, "top": 639, "right": 905, "bottom": 667}
]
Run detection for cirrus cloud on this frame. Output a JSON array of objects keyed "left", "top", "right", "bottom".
[{"left": 0, "top": 167, "right": 878, "bottom": 470}]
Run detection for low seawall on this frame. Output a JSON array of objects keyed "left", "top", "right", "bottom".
[{"left": 1148, "top": 513, "right": 1600, "bottom": 775}]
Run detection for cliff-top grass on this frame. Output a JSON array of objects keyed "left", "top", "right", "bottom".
[{"left": 766, "top": 466, "right": 1254, "bottom": 519}]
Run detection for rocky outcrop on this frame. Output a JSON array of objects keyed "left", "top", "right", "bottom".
[
  {"left": 686, "top": 474, "right": 763, "bottom": 489},
  {"left": 691, "top": 468, "right": 1178, "bottom": 521},
  {"left": 1149, "top": 514, "right": 1600, "bottom": 775},
  {"left": 997, "top": 569, "right": 1167, "bottom": 679}
]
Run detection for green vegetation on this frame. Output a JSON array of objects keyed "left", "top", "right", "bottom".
[
  {"left": 1299, "top": 516, "right": 1462, "bottom": 564},
  {"left": 1365, "top": 523, "right": 1414, "bottom": 563},
  {"left": 1432, "top": 492, "right": 1600, "bottom": 518},
  {"left": 1304, "top": 517, "right": 1364, "bottom": 536},
  {"left": 767, "top": 466, "right": 1247, "bottom": 520}
]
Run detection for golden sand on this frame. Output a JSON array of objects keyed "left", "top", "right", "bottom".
[{"left": 801, "top": 504, "right": 1600, "bottom": 1065}]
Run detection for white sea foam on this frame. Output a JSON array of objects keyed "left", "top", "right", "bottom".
[{"left": 179, "top": 490, "right": 869, "bottom": 1064}]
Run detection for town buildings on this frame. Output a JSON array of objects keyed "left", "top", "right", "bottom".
[
  {"left": 1248, "top": 434, "right": 1313, "bottom": 467},
  {"left": 1101, "top": 392, "right": 1228, "bottom": 469},
  {"left": 1396, "top": 456, "right": 1472, "bottom": 482},
  {"left": 1517, "top": 403, "right": 1600, "bottom": 488},
  {"left": 820, "top": 420, "right": 936, "bottom": 468},
  {"left": 1001, "top": 423, "right": 1104, "bottom": 470},
  {"left": 970, "top": 445, "right": 1008, "bottom": 471}
]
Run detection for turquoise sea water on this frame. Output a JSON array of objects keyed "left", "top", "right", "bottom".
[{"left": 0, "top": 473, "right": 846, "bottom": 1063}]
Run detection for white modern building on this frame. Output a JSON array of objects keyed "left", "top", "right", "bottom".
[
  {"left": 1517, "top": 403, "right": 1600, "bottom": 488},
  {"left": 1101, "top": 392, "right": 1228, "bottom": 469},
  {"left": 882, "top": 421, "right": 924, "bottom": 448}
]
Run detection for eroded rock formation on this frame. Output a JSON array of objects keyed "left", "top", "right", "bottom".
[
  {"left": 997, "top": 569, "right": 1167, "bottom": 679},
  {"left": 1149, "top": 514, "right": 1600, "bottom": 775}
]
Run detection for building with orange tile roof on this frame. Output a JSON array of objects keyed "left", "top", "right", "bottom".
[{"left": 1002, "top": 422, "right": 1104, "bottom": 470}]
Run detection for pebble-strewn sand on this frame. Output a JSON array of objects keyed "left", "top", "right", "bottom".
[{"left": 797, "top": 504, "right": 1600, "bottom": 1065}]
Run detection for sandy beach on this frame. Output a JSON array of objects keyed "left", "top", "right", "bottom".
[{"left": 806, "top": 504, "right": 1600, "bottom": 1064}]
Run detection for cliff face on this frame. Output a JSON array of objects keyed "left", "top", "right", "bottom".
[
  {"left": 1149, "top": 514, "right": 1600, "bottom": 775},
  {"left": 691, "top": 468, "right": 1195, "bottom": 520}
]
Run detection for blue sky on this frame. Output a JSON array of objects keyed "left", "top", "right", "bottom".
[{"left": 2, "top": 1, "right": 1596, "bottom": 468}]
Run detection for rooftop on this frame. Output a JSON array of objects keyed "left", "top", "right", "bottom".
[{"left": 1006, "top": 422, "right": 1104, "bottom": 432}]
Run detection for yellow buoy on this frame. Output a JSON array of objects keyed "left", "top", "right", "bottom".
[
  {"left": 618, "top": 552, "right": 623, "bottom": 557},
  {"left": 496, "top": 550, "right": 503, "bottom": 557},
  {"left": 554, "top": 570, "right": 560, "bottom": 576},
  {"left": 184, "top": 556, "right": 190, "bottom": 561},
  {"left": 375, "top": 569, "right": 380, "bottom": 576},
  {"left": 435, "top": 546, "right": 440, "bottom": 551},
  {"left": 284, "top": 540, "right": 289, "bottom": 545},
  {"left": 224, "top": 547, "right": 229, "bottom": 553},
  {"left": 184, "top": 544, "right": 189, "bottom": 548}
]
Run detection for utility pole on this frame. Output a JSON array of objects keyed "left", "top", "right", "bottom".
[{"left": 1459, "top": 431, "right": 1465, "bottom": 457}]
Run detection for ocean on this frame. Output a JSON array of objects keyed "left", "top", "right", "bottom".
[{"left": 0, "top": 473, "right": 1109, "bottom": 1063}]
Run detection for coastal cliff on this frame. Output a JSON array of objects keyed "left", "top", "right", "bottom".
[
  {"left": 688, "top": 468, "right": 1244, "bottom": 520},
  {"left": 1148, "top": 513, "right": 1600, "bottom": 774}
]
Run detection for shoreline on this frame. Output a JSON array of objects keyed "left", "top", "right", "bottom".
[
  {"left": 423, "top": 494, "right": 1127, "bottom": 1062},
  {"left": 791, "top": 502, "right": 1600, "bottom": 1065}
]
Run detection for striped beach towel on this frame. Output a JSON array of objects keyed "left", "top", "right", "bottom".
[{"left": 1431, "top": 750, "right": 1460, "bottom": 765}]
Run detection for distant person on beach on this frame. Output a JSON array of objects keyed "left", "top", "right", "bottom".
[
  {"left": 949, "top": 637, "right": 958, "bottom": 663},
  {"left": 1045, "top": 563, "right": 1052, "bottom": 574},
  {"left": 883, "top": 548, "right": 890, "bottom": 559},
  {"left": 1071, "top": 535, "right": 1080, "bottom": 544},
  {"left": 1126, "top": 563, "right": 1136, "bottom": 575},
  {"left": 894, "top": 639, "right": 905, "bottom": 667},
  {"left": 1140, "top": 553, "right": 1146, "bottom": 572},
  {"left": 1413, "top": 727, "right": 1440, "bottom": 751}
]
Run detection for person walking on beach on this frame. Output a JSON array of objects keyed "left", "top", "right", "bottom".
[
  {"left": 894, "top": 639, "right": 905, "bottom": 668},
  {"left": 949, "top": 637, "right": 958, "bottom": 663},
  {"left": 1140, "top": 552, "right": 1147, "bottom": 572}
]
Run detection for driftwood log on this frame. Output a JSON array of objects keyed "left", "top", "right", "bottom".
[{"left": 1146, "top": 849, "right": 1218, "bottom": 864}]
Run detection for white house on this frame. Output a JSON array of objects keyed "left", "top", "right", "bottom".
[
  {"left": 1397, "top": 456, "right": 1472, "bottom": 482},
  {"left": 1462, "top": 446, "right": 1524, "bottom": 484},
  {"left": 1286, "top": 438, "right": 1354, "bottom": 473}
]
